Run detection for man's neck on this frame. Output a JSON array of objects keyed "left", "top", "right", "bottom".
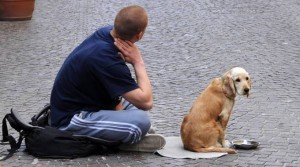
[
  {"left": 110, "top": 29, "right": 136, "bottom": 43},
  {"left": 110, "top": 30, "right": 118, "bottom": 39}
]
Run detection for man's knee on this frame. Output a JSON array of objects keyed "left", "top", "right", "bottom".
[{"left": 130, "top": 110, "right": 151, "bottom": 136}]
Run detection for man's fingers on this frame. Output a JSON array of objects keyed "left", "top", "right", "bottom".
[
  {"left": 123, "top": 40, "right": 133, "bottom": 47},
  {"left": 114, "top": 38, "right": 138, "bottom": 64},
  {"left": 115, "top": 38, "right": 132, "bottom": 48},
  {"left": 114, "top": 39, "right": 125, "bottom": 51}
]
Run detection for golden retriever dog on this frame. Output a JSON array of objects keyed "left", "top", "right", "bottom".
[{"left": 180, "top": 67, "right": 251, "bottom": 154}]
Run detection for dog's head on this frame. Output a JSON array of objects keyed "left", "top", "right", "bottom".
[{"left": 222, "top": 67, "right": 251, "bottom": 98}]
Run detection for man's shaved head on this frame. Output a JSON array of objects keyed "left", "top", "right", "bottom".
[{"left": 114, "top": 5, "right": 148, "bottom": 40}]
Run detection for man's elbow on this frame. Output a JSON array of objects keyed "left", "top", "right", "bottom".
[{"left": 140, "top": 100, "right": 153, "bottom": 111}]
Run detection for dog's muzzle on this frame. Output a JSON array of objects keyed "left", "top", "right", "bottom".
[{"left": 244, "top": 88, "right": 250, "bottom": 97}]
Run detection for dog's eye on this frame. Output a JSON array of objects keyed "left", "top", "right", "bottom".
[
  {"left": 235, "top": 78, "right": 240, "bottom": 82},
  {"left": 246, "top": 77, "right": 249, "bottom": 80}
]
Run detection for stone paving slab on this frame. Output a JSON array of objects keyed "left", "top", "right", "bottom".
[{"left": 1, "top": 0, "right": 300, "bottom": 166}]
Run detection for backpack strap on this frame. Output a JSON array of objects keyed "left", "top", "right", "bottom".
[
  {"left": 0, "top": 111, "right": 25, "bottom": 161},
  {"left": 1, "top": 114, "right": 10, "bottom": 142},
  {"left": 10, "top": 109, "right": 42, "bottom": 131},
  {"left": 0, "top": 132, "right": 24, "bottom": 161},
  {"left": 31, "top": 104, "right": 51, "bottom": 127},
  {"left": 0, "top": 109, "right": 42, "bottom": 161}
]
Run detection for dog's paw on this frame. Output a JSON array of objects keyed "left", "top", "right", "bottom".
[{"left": 223, "top": 140, "right": 231, "bottom": 148}]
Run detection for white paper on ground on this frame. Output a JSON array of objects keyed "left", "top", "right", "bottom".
[{"left": 156, "top": 136, "right": 228, "bottom": 159}]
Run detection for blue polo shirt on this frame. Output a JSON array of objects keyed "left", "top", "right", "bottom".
[{"left": 50, "top": 26, "right": 139, "bottom": 128}]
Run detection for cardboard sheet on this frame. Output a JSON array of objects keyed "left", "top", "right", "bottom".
[{"left": 156, "top": 136, "right": 227, "bottom": 159}]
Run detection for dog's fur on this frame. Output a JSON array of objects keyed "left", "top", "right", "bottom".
[{"left": 180, "top": 67, "right": 251, "bottom": 154}]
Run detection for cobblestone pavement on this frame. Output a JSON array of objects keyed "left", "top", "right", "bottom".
[{"left": 1, "top": 0, "right": 300, "bottom": 166}]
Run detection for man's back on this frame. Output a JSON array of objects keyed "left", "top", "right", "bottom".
[{"left": 50, "top": 26, "right": 138, "bottom": 128}]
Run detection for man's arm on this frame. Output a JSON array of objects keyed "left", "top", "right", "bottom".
[{"left": 114, "top": 38, "right": 153, "bottom": 111}]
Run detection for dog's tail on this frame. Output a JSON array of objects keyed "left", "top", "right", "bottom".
[{"left": 192, "top": 147, "right": 237, "bottom": 154}]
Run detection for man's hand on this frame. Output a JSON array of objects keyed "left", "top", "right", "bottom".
[
  {"left": 114, "top": 38, "right": 144, "bottom": 66},
  {"left": 113, "top": 38, "right": 153, "bottom": 111},
  {"left": 115, "top": 101, "right": 123, "bottom": 111}
]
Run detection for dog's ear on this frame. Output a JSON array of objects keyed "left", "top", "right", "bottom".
[{"left": 222, "top": 74, "right": 236, "bottom": 98}]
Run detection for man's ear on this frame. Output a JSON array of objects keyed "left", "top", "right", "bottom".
[{"left": 222, "top": 74, "right": 236, "bottom": 98}]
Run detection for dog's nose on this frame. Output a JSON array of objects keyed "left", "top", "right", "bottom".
[{"left": 244, "top": 88, "right": 249, "bottom": 93}]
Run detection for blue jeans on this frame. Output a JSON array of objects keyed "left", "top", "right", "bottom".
[{"left": 60, "top": 100, "right": 151, "bottom": 144}]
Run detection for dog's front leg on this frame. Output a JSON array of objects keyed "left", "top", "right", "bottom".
[
  {"left": 218, "top": 113, "right": 229, "bottom": 130},
  {"left": 218, "top": 113, "right": 231, "bottom": 148}
]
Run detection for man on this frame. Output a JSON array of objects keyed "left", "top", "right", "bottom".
[{"left": 50, "top": 5, "right": 165, "bottom": 152}]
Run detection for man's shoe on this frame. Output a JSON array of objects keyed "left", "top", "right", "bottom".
[{"left": 118, "top": 134, "right": 166, "bottom": 153}]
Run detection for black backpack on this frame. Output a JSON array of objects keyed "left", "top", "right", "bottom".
[{"left": 0, "top": 104, "right": 120, "bottom": 161}]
